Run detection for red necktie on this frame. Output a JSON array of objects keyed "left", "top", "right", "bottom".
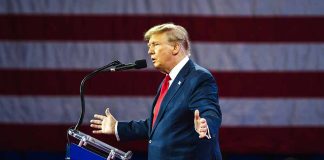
[{"left": 152, "top": 74, "right": 171, "bottom": 127}]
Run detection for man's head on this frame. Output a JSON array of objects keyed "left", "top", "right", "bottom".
[{"left": 144, "top": 23, "right": 190, "bottom": 73}]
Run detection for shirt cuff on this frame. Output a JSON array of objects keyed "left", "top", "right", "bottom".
[
  {"left": 115, "top": 121, "right": 120, "bottom": 141},
  {"left": 206, "top": 124, "right": 211, "bottom": 139}
]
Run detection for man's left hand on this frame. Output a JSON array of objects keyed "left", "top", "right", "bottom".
[{"left": 194, "top": 109, "right": 209, "bottom": 139}]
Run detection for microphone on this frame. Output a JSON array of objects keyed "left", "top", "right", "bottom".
[{"left": 110, "top": 59, "right": 147, "bottom": 71}]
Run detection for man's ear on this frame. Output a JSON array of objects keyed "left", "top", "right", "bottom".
[{"left": 172, "top": 42, "right": 181, "bottom": 55}]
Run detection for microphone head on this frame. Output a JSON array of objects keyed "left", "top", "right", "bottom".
[{"left": 134, "top": 59, "right": 147, "bottom": 69}]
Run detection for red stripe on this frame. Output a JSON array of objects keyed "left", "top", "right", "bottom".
[
  {"left": 1, "top": 69, "right": 324, "bottom": 97},
  {"left": 220, "top": 126, "right": 324, "bottom": 154},
  {"left": 0, "top": 124, "right": 323, "bottom": 154},
  {"left": 0, "top": 124, "right": 146, "bottom": 152},
  {"left": 1, "top": 15, "right": 324, "bottom": 42}
]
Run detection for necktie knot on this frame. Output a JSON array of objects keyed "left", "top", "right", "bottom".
[
  {"left": 161, "top": 74, "right": 171, "bottom": 92},
  {"left": 165, "top": 74, "right": 171, "bottom": 83}
]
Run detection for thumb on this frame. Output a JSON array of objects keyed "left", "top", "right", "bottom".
[
  {"left": 194, "top": 109, "right": 200, "bottom": 121},
  {"left": 105, "top": 108, "right": 111, "bottom": 116}
]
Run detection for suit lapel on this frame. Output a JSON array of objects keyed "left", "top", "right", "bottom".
[{"left": 150, "top": 60, "right": 194, "bottom": 137}]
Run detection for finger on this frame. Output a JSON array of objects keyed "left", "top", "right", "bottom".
[
  {"left": 90, "top": 119, "right": 102, "bottom": 125},
  {"left": 200, "top": 122, "right": 207, "bottom": 127},
  {"left": 94, "top": 114, "right": 106, "bottom": 120},
  {"left": 199, "top": 128, "right": 208, "bottom": 132},
  {"left": 105, "top": 108, "right": 111, "bottom": 116},
  {"left": 199, "top": 118, "right": 206, "bottom": 124},
  {"left": 199, "top": 132, "right": 206, "bottom": 138},
  {"left": 90, "top": 124, "right": 101, "bottom": 129},
  {"left": 92, "top": 130, "right": 103, "bottom": 134},
  {"left": 199, "top": 134, "right": 206, "bottom": 138},
  {"left": 194, "top": 110, "right": 200, "bottom": 121},
  {"left": 200, "top": 125, "right": 207, "bottom": 129}
]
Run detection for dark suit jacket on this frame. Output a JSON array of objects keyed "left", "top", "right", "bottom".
[{"left": 118, "top": 60, "right": 222, "bottom": 160}]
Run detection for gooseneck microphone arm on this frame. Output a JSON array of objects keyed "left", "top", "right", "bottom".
[
  {"left": 74, "top": 59, "right": 147, "bottom": 130},
  {"left": 74, "top": 60, "right": 122, "bottom": 130}
]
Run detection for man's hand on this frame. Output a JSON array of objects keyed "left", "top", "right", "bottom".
[
  {"left": 194, "top": 109, "right": 209, "bottom": 139},
  {"left": 90, "top": 108, "right": 117, "bottom": 134}
]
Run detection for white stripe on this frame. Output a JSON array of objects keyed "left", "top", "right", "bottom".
[
  {"left": 1, "top": 96, "right": 323, "bottom": 126},
  {"left": 0, "top": 96, "right": 153, "bottom": 124},
  {"left": 193, "top": 43, "right": 324, "bottom": 71},
  {"left": 221, "top": 98, "right": 324, "bottom": 126},
  {"left": 0, "top": 41, "right": 150, "bottom": 70},
  {"left": 1, "top": 0, "right": 323, "bottom": 16},
  {"left": 1, "top": 41, "right": 323, "bottom": 71}
]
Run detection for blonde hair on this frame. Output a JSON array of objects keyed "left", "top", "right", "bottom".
[{"left": 144, "top": 23, "right": 190, "bottom": 55}]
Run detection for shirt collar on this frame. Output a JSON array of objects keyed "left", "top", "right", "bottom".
[{"left": 168, "top": 56, "right": 189, "bottom": 81}]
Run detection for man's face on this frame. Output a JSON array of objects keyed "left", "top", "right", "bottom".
[{"left": 147, "top": 33, "right": 175, "bottom": 73}]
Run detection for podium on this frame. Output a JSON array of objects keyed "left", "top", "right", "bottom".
[{"left": 67, "top": 129, "right": 132, "bottom": 160}]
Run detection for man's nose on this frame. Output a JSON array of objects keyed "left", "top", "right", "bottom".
[{"left": 148, "top": 47, "right": 154, "bottom": 55}]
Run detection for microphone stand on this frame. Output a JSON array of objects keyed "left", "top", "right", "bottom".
[
  {"left": 74, "top": 60, "right": 122, "bottom": 130},
  {"left": 66, "top": 60, "right": 136, "bottom": 160},
  {"left": 75, "top": 59, "right": 146, "bottom": 129}
]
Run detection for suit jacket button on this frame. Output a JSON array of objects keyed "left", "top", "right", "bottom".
[{"left": 149, "top": 140, "right": 152, "bottom": 143}]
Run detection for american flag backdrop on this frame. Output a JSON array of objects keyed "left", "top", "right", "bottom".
[{"left": 0, "top": 0, "right": 324, "bottom": 156}]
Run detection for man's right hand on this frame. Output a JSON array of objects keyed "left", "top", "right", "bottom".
[{"left": 90, "top": 108, "right": 117, "bottom": 134}]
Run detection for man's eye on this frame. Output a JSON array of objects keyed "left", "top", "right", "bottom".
[{"left": 148, "top": 43, "right": 161, "bottom": 48}]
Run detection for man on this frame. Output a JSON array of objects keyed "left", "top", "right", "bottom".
[{"left": 90, "top": 23, "right": 222, "bottom": 159}]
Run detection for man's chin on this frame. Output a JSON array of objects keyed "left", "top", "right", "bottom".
[
  {"left": 152, "top": 63, "right": 159, "bottom": 68},
  {"left": 153, "top": 64, "right": 163, "bottom": 72},
  {"left": 153, "top": 66, "right": 168, "bottom": 74}
]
